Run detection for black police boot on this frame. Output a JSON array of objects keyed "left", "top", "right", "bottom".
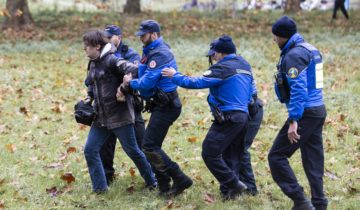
[
  {"left": 222, "top": 179, "right": 247, "bottom": 201},
  {"left": 167, "top": 168, "right": 193, "bottom": 196},
  {"left": 156, "top": 172, "right": 171, "bottom": 195},
  {"left": 106, "top": 175, "right": 114, "bottom": 186},
  {"left": 313, "top": 204, "right": 327, "bottom": 210},
  {"left": 291, "top": 192, "right": 315, "bottom": 210}
]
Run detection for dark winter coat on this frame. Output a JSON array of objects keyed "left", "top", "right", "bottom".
[{"left": 86, "top": 43, "right": 138, "bottom": 129}]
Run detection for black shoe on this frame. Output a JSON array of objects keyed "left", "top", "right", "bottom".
[
  {"left": 222, "top": 180, "right": 247, "bottom": 201},
  {"left": 156, "top": 173, "right": 171, "bottom": 194},
  {"left": 291, "top": 194, "right": 315, "bottom": 210},
  {"left": 313, "top": 204, "right": 327, "bottom": 210},
  {"left": 167, "top": 168, "right": 193, "bottom": 196},
  {"left": 106, "top": 175, "right": 114, "bottom": 186},
  {"left": 146, "top": 182, "right": 157, "bottom": 191},
  {"left": 244, "top": 188, "right": 258, "bottom": 196}
]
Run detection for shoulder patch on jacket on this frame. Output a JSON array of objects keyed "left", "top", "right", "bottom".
[
  {"left": 203, "top": 70, "right": 212, "bottom": 76},
  {"left": 288, "top": 67, "right": 299, "bottom": 78},
  {"left": 149, "top": 60, "right": 156, "bottom": 68}
]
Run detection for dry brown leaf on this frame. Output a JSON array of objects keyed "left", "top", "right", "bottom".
[
  {"left": 126, "top": 185, "right": 134, "bottom": 194},
  {"left": 5, "top": 144, "right": 17, "bottom": 153},
  {"left": 46, "top": 187, "right": 61, "bottom": 198},
  {"left": 204, "top": 193, "right": 215, "bottom": 205},
  {"left": 60, "top": 172, "right": 75, "bottom": 184},
  {"left": 129, "top": 167, "right": 136, "bottom": 178},
  {"left": 66, "top": 147, "right": 76, "bottom": 154},
  {"left": 324, "top": 170, "right": 339, "bottom": 180},
  {"left": 187, "top": 137, "right": 197, "bottom": 143}
]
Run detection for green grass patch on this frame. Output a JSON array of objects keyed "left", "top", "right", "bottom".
[{"left": 0, "top": 9, "right": 359, "bottom": 209}]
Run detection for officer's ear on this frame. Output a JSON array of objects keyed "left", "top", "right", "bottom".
[{"left": 150, "top": 32, "right": 159, "bottom": 41}]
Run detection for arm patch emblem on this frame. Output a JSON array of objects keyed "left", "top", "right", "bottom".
[
  {"left": 149, "top": 60, "right": 156, "bottom": 68},
  {"left": 203, "top": 70, "right": 212, "bottom": 76},
  {"left": 288, "top": 67, "right": 298, "bottom": 78}
]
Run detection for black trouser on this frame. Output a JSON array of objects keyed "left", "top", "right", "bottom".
[
  {"left": 141, "top": 95, "right": 182, "bottom": 185},
  {"left": 332, "top": 0, "right": 349, "bottom": 19},
  {"left": 202, "top": 110, "right": 248, "bottom": 188},
  {"left": 268, "top": 112, "right": 328, "bottom": 206},
  {"left": 99, "top": 111, "right": 145, "bottom": 180}
]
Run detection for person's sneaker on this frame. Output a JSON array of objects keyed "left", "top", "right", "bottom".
[{"left": 222, "top": 180, "right": 247, "bottom": 201}]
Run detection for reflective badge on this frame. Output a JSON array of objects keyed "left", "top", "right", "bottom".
[
  {"left": 288, "top": 67, "right": 298, "bottom": 79},
  {"left": 134, "top": 60, "right": 139, "bottom": 66},
  {"left": 149, "top": 60, "right": 156, "bottom": 68},
  {"left": 203, "top": 70, "right": 212, "bottom": 76},
  {"left": 315, "top": 62, "right": 324, "bottom": 89}
]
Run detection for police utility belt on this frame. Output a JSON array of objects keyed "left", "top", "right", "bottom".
[{"left": 144, "top": 89, "right": 178, "bottom": 113}]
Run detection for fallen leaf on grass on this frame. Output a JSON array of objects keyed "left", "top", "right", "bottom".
[
  {"left": 196, "top": 176, "right": 205, "bottom": 184},
  {"left": 187, "top": 137, "right": 197, "bottom": 142},
  {"left": 46, "top": 187, "right": 61, "bottom": 198},
  {"left": 269, "top": 125, "right": 278, "bottom": 130},
  {"left": 19, "top": 107, "right": 29, "bottom": 116},
  {"left": 126, "top": 185, "right": 134, "bottom": 194},
  {"left": 324, "top": 170, "right": 339, "bottom": 180},
  {"left": 5, "top": 144, "right": 17, "bottom": 152},
  {"left": 129, "top": 167, "right": 136, "bottom": 178},
  {"left": 203, "top": 193, "right": 215, "bottom": 205},
  {"left": 66, "top": 147, "right": 76, "bottom": 154},
  {"left": 0, "top": 179, "right": 4, "bottom": 186},
  {"left": 75, "top": 204, "right": 87, "bottom": 208},
  {"left": 0, "top": 200, "right": 4, "bottom": 208},
  {"left": 60, "top": 172, "right": 75, "bottom": 184}
]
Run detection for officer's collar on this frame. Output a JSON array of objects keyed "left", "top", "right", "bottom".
[
  {"left": 280, "top": 33, "right": 304, "bottom": 56},
  {"left": 143, "top": 37, "right": 163, "bottom": 55},
  {"left": 218, "top": 53, "right": 236, "bottom": 64}
]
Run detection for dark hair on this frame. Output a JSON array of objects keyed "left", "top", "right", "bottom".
[
  {"left": 151, "top": 32, "right": 161, "bottom": 37},
  {"left": 82, "top": 29, "right": 108, "bottom": 47}
]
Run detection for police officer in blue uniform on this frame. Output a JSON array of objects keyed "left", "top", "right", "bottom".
[
  {"left": 84, "top": 25, "right": 145, "bottom": 185},
  {"left": 121, "top": 20, "right": 193, "bottom": 196},
  {"left": 162, "top": 36, "right": 252, "bottom": 200},
  {"left": 203, "top": 40, "right": 264, "bottom": 196},
  {"left": 269, "top": 16, "right": 327, "bottom": 210}
]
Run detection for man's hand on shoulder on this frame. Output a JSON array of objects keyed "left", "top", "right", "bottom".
[{"left": 161, "top": 67, "right": 176, "bottom": 79}]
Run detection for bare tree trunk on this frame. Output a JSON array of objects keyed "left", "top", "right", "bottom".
[
  {"left": 3, "top": 0, "right": 33, "bottom": 29},
  {"left": 284, "top": 0, "right": 301, "bottom": 13},
  {"left": 124, "top": 0, "right": 141, "bottom": 14}
]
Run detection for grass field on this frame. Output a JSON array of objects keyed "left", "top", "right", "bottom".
[{"left": 0, "top": 8, "right": 359, "bottom": 209}]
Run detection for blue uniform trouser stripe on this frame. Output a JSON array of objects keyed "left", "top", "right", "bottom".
[
  {"left": 268, "top": 116, "right": 328, "bottom": 205},
  {"left": 202, "top": 112, "right": 248, "bottom": 186}
]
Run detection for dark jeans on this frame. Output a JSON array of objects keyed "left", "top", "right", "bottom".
[
  {"left": 141, "top": 98, "right": 182, "bottom": 182},
  {"left": 332, "top": 0, "right": 349, "bottom": 19},
  {"left": 202, "top": 111, "right": 248, "bottom": 187},
  {"left": 84, "top": 124, "right": 155, "bottom": 191},
  {"left": 99, "top": 111, "right": 145, "bottom": 180},
  {"left": 268, "top": 115, "right": 328, "bottom": 206}
]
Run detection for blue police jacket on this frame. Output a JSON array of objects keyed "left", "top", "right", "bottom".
[
  {"left": 171, "top": 54, "right": 253, "bottom": 113},
  {"left": 275, "top": 33, "right": 324, "bottom": 121},
  {"left": 114, "top": 41, "right": 140, "bottom": 64},
  {"left": 129, "top": 37, "right": 178, "bottom": 98}
]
